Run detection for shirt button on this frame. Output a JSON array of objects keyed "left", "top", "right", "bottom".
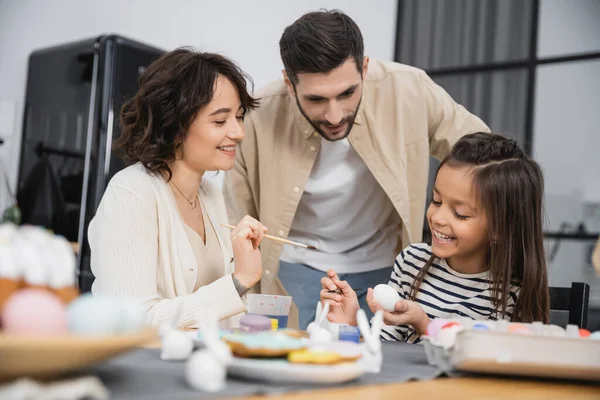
[
  {"left": 313, "top": 132, "right": 319, "bottom": 137},
  {"left": 309, "top": 145, "right": 316, "bottom": 152},
  {"left": 265, "top": 269, "right": 271, "bottom": 276},
  {"left": 304, "top": 129, "right": 309, "bottom": 134},
  {"left": 293, "top": 186, "right": 300, "bottom": 193},
  {"left": 278, "top": 230, "right": 285, "bottom": 236}
]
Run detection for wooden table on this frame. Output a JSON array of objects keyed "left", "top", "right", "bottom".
[
  {"left": 141, "top": 334, "right": 600, "bottom": 400},
  {"left": 230, "top": 377, "right": 600, "bottom": 400}
]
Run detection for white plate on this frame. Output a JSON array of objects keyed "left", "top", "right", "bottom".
[{"left": 227, "top": 357, "right": 365, "bottom": 384}]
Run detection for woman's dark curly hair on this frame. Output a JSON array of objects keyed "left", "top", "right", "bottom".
[{"left": 113, "top": 48, "right": 259, "bottom": 180}]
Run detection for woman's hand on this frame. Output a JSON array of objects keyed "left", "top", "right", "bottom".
[
  {"left": 319, "top": 269, "right": 360, "bottom": 325},
  {"left": 231, "top": 215, "right": 267, "bottom": 289},
  {"left": 366, "top": 288, "right": 430, "bottom": 334}
]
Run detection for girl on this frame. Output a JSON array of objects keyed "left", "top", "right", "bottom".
[{"left": 320, "top": 132, "right": 550, "bottom": 342}]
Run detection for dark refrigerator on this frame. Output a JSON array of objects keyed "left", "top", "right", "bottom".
[{"left": 16, "top": 35, "right": 164, "bottom": 292}]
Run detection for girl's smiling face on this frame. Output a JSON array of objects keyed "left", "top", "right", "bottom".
[{"left": 426, "top": 164, "right": 489, "bottom": 274}]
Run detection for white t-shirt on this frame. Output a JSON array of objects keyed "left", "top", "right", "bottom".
[{"left": 279, "top": 138, "right": 400, "bottom": 273}]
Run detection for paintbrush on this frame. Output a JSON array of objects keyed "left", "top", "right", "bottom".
[
  {"left": 326, "top": 288, "right": 364, "bottom": 294},
  {"left": 220, "top": 224, "right": 317, "bottom": 250}
]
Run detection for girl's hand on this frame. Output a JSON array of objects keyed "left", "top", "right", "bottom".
[
  {"left": 319, "top": 269, "right": 360, "bottom": 325},
  {"left": 366, "top": 288, "right": 430, "bottom": 334}
]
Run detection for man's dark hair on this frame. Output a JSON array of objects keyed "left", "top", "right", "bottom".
[{"left": 279, "top": 10, "right": 364, "bottom": 85}]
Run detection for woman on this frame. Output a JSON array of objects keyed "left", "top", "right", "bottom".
[{"left": 88, "top": 48, "right": 266, "bottom": 329}]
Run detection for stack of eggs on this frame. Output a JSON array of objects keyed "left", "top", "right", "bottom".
[
  {"left": 425, "top": 318, "right": 600, "bottom": 349},
  {"left": 0, "top": 223, "right": 79, "bottom": 308},
  {"left": 0, "top": 223, "right": 147, "bottom": 336}
]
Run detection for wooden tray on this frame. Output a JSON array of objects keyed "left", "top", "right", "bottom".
[{"left": 0, "top": 328, "right": 156, "bottom": 381}]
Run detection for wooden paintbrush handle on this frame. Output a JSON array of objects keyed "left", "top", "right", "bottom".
[{"left": 220, "top": 224, "right": 314, "bottom": 249}]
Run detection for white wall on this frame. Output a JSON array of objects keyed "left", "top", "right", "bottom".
[
  {"left": 534, "top": 0, "right": 600, "bottom": 305},
  {"left": 0, "top": 0, "right": 398, "bottom": 209}
]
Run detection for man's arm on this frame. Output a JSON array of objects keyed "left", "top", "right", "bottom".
[
  {"left": 419, "top": 72, "right": 490, "bottom": 160},
  {"left": 593, "top": 237, "right": 600, "bottom": 274},
  {"left": 223, "top": 114, "right": 260, "bottom": 224}
]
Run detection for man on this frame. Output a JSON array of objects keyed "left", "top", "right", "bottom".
[{"left": 224, "top": 10, "right": 489, "bottom": 329}]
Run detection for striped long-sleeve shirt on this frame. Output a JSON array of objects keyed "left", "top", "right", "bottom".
[{"left": 380, "top": 243, "right": 520, "bottom": 343}]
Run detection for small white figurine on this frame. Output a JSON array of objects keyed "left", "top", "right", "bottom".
[
  {"left": 306, "top": 301, "right": 333, "bottom": 343},
  {"left": 305, "top": 301, "right": 323, "bottom": 335},
  {"left": 186, "top": 314, "right": 232, "bottom": 392},
  {"left": 160, "top": 329, "right": 194, "bottom": 361},
  {"left": 160, "top": 302, "right": 193, "bottom": 361},
  {"left": 356, "top": 309, "right": 383, "bottom": 373}
]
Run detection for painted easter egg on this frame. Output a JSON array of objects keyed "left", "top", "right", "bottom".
[
  {"left": 579, "top": 329, "right": 591, "bottom": 338},
  {"left": 2, "top": 288, "right": 68, "bottom": 335}
]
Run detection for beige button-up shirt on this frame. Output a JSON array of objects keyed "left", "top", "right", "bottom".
[
  {"left": 223, "top": 59, "right": 489, "bottom": 328},
  {"left": 593, "top": 238, "right": 600, "bottom": 273}
]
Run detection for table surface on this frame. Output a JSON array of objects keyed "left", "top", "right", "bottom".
[
  {"left": 227, "top": 377, "right": 600, "bottom": 400},
  {"left": 140, "top": 335, "right": 600, "bottom": 400}
]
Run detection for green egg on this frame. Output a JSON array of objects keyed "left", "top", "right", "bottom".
[{"left": 1, "top": 205, "right": 21, "bottom": 225}]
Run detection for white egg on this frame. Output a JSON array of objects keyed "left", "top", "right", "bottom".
[
  {"left": 67, "top": 294, "right": 122, "bottom": 335},
  {"left": 589, "top": 331, "right": 600, "bottom": 340},
  {"left": 542, "top": 324, "right": 566, "bottom": 337},
  {"left": 372, "top": 284, "right": 400, "bottom": 312},
  {"left": 118, "top": 297, "right": 147, "bottom": 333}
]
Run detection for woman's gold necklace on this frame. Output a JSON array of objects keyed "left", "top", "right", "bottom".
[{"left": 170, "top": 180, "right": 198, "bottom": 209}]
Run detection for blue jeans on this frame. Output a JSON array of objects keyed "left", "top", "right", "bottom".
[{"left": 278, "top": 261, "right": 393, "bottom": 330}]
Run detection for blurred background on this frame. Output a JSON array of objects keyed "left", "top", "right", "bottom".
[{"left": 0, "top": 0, "right": 598, "bottom": 328}]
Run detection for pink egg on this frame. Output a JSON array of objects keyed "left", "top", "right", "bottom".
[
  {"left": 579, "top": 329, "right": 591, "bottom": 338},
  {"left": 508, "top": 324, "right": 533, "bottom": 335},
  {"left": 2, "top": 289, "right": 68, "bottom": 335},
  {"left": 426, "top": 318, "right": 449, "bottom": 337}
]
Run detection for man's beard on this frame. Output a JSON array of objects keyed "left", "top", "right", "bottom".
[{"left": 295, "top": 96, "right": 362, "bottom": 142}]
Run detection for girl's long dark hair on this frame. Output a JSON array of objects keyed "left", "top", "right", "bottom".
[{"left": 410, "top": 132, "right": 550, "bottom": 323}]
